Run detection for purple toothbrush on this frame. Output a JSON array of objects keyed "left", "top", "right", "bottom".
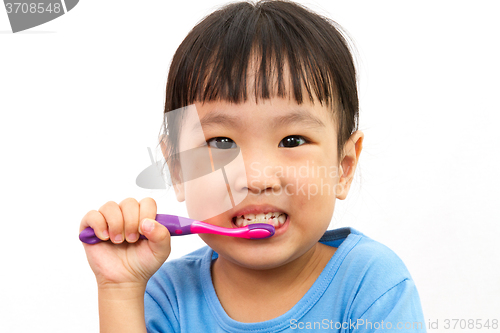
[{"left": 79, "top": 213, "right": 275, "bottom": 244}]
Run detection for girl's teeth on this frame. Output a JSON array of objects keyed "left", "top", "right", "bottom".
[
  {"left": 256, "top": 213, "right": 266, "bottom": 220},
  {"left": 236, "top": 216, "right": 245, "bottom": 226},
  {"left": 234, "top": 212, "right": 287, "bottom": 228},
  {"left": 269, "top": 217, "right": 279, "bottom": 228}
]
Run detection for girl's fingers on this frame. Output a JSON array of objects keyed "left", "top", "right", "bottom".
[
  {"left": 119, "top": 197, "right": 140, "bottom": 243},
  {"left": 80, "top": 197, "right": 160, "bottom": 245},
  {"left": 139, "top": 218, "right": 171, "bottom": 263},
  {"left": 80, "top": 210, "right": 109, "bottom": 241},
  {"left": 99, "top": 201, "right": 124, "bottom": 244},
  {"left": 138, "top": 197, "right": 157, "bottom": 224},
  {"left": 137, "top": 198, "right": 170, "bottom": 261}
]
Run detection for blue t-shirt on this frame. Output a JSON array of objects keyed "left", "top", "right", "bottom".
[{"left": 145, "top": 227, "right": 426, "bottom": 332}]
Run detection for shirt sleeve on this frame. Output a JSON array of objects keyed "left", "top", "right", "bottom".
[
  {"left": 144, "top": 290, "right": 179, "bottom": 333},
  {"left": 351, "top": 278, "right": 426, "bottom": 333}
]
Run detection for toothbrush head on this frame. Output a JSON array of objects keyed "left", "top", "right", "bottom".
[{"left": 246, "top": 223, "right": 275, "bottom": 239}]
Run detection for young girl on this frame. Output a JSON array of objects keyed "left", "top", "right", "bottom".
[{"left": 80, "top": 1, "right": 426, "bottom": 332}]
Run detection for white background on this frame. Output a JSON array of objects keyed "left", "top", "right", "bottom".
[{"left": 1, "top": 1, "right": 499, "bottom": 332}]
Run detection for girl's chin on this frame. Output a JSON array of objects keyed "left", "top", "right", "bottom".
[
  {"left": 218, "top": 252, "right": 293, "bottom": 270},
  {"left": 217, "top": 242, "right": 299, "bottom": 270}
]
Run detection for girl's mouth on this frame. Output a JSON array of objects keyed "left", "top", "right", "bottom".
[{"left": 231, "top": 212, "right": 288, "bottom": 229}]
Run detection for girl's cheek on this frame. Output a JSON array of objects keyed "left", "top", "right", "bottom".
[
  {"left": 285, "top": 165, "right": 337, "bottom": 202},
  {"left": 184, "top": 172, "right": 235, "bottom": 221}
]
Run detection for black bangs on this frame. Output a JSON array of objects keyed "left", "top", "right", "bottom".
[{"left": 161, "top": 0, "right": 359, "bottom": 163}]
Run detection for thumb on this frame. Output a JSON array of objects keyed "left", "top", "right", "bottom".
[{"left": 139, "top": 218, "right": 171, "bottom": 262}]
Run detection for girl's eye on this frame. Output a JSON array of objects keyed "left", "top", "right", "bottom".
[
  {"left": 279, "top": 135, "right": 308, "bottom": 148},
  {"left": 207, "top": 137, "right": 237, "bottom": 149}
]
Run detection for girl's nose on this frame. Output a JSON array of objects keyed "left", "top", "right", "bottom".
[{"left": 244, "top": 160, "right": 282, "bottom": 195}]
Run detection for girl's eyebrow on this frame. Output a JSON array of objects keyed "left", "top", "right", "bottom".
[
  {"left": 193, "top": 108, "right": 326, "bottom": 132},
  {"left": 274, "top": 109, "right": 326, "bottom": 129}
]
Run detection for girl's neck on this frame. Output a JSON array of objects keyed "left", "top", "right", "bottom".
[{"left": 211, "top": 242, "right": 336, "bottom": 323}]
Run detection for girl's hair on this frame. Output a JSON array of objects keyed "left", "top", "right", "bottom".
[{"left": 159, "top": 0, "right": 358, "bottom": 173}]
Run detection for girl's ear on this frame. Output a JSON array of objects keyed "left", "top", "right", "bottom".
[
  {"left": 160, "top": 139, "right": 185, "bottom": 202},
  {"left": 336, "top": 130, "right": 364, "bottom": 200}
]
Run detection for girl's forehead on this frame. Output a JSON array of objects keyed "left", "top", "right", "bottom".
[{"left": 192, "top": 97, "right": 335, "bottom": 133}]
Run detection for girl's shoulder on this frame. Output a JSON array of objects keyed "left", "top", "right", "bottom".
[
  {"left": 321, "top": 227, "right": 412, "bottom": 280},
  {"left": 321, "top": 227, "right": 420, "bottom": 316}
]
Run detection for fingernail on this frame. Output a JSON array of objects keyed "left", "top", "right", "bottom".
[
  {"left": 128, "top": 233, "right": 138, "bottom": 242},
  {"left": 102, "top": 229, "right": 109, "bottom": 239},
  {"left": 141, "top": 218, "right": 155, "bottom": 233},
  {"left": 114, "top": 234, "right": 123, "bottom": 243}
]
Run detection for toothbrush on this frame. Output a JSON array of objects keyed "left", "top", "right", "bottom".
[{"left": 79, "top": 213, "right": 275, "bottom": 244}]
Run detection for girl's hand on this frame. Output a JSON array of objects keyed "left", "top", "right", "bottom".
[{"left": 79, "top": 197, "right": 171, "bottom": 289}]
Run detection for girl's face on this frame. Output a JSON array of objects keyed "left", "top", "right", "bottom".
[{"left": 171, "top": 96, "right": 356, "bottom": 270}]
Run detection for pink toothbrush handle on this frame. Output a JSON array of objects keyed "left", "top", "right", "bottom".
[{"left": 79, "top": 214, "right": 274, "bottom": 244}]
